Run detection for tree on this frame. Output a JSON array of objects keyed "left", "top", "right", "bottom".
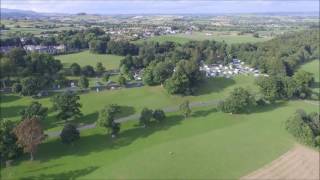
[
  {"left": 102, "top": 73, "right": 110, "bottom": 82},
  {"left": 13, "top": 117, "right": 45, "bottom": 161},
  {"left": 179, "top": 100, "right": 191, "bottom": 119},
  {"left": 118, "top": 75, "right": 126, "bottom": 87},
  {"left": 285, "top": 110, "right": 319, "bottom": 147},
  {"left": 20, "top": 101, "right": 48, "bottom": 121},
  {"left": 218, "top": 87, "right": 256, "bottom": 114},
  {"left": 0, "top": 119, "right": 22, "bottom": 165},
  {"left": 164, "top": 60, "right": 204, "bottom": 95},
  {"left": 293, "top": 70, "right": 314, "bottom": 98},
  {"left": 60, "top": 124, "right": 80, "bottom": 145},
  {"left": 12, "top": 83, "right": 22, "bottom": 93},
  {"left": 139, "top": 108, "right": 153, "bottom": 127},
  {"left": 51, "top": 91, "right": 82, "bottom": 121},
  {"left": 20, "top": 76, "right": 43, "bottom": 96},
  {"left": 95, "top": 62, "right": 105, "bottom": 75},
  {"left": 70, "top": 63, "right": 81, "bottom": 76},
  {"left": 97, "top": 104, "right": 121, "bottom": 137},
  {"left": 89, "top": 39, "right": 107, "bottom": 54},
  {"left": 79, "top": 76, "right": 89, "bottom": 89},
  {"left": 81, "top": 65, "right": 95, "bottom": 77},
  {"left": 153, "top": 109, "right": 166, "bottom": 122}
]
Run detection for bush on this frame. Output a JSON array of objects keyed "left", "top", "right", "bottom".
[
  {"left": 218, "top": 87, "right": 256, "bottom": 114},
  {"left": 153, "top": 109, "right": 166, "bottom": 122},
  {"left": 60, "top": 124, "right": 80, "bottom": 145},
  {"left": 285, "top": 110, "right": 319, "bottom": 147}
]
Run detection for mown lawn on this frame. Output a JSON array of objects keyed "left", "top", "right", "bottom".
[
  {"left": 1, "top": 100, "right": 317, "bottom": 179},
  {"left": 55, "top": 51, "right": 124, "bottom": 69},
  {"left": 0, "top": 75, "right": 256, "bottom": 132}
]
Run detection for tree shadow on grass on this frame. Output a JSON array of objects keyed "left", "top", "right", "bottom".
[
  {"left": 21, "top": 166, "right": 99, "bottom": 180},
  {"left": 191, "top": 108, "right": 217, "bottom": 118},
  {"left": 36, "top": 115, "right": 184, "bottom": 163},
  {"left": 312, "top": 81, "right": 320, "bottom": 89},
  {"left": 194, "top": 78, "right": 235, "bottom": 96},
  {"left": 249, "top": 101, "right": 288, "bottom": 114},
  {"left": 0, "top": 94, "right": 22, "bottom": 103},
  {"left": 0, "top": 105, "right": 27, "bottom": 119}
]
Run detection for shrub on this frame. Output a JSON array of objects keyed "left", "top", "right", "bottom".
[
  {"left": 60, "top": 124, "right": 80, "bottom": 145},
  {"left": 285, "top": 110, "right": 319, "bottom": 147},
  {"left": 218, "top": 87, "right": 256, "bottom": 114},
  {"left": 153, "top": 109, "right": 166, "bottom": 122}
]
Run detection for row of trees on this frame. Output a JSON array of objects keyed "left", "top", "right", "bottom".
[{"left": 256, "top": 70, "right": 315, "bottom": 102}]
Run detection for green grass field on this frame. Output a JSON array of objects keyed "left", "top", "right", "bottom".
[
  {"left": 1, "top": 61, "right": 318, "bottom": 179},
  {"left": 0, "top": 75, "right": 256, "bottom": 132},
  {"left": 55, "top": 51, "right": 124, "bottom": 69},
  {"left": 1, "top": 100, "right": 316, "bottom": 179},
  {"left": 136, "top": 31, "right": 272, "bottom": 44}
]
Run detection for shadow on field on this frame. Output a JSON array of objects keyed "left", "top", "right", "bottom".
[
  {"left": 0, "top": 94, "right": 22, "bottom": 103},
  {"left": 195, "top": 78, "right": 235, "bottom": 96},
  {"left": 250, "top": 101, "right": 287, "bottom": 114},
  {"left": 312, "top": 81, "right": 320, "bottom": 89},
  {"left": 0, "top": 105, "right": 27, "bottom": 118},
  {"left": 192, "top": 108, "right": 217, "bottom": 118},
  {"left": 36, "top": 114, "right": 184, "bottom": 163},
  {"left": 21, "top": 166, "right": 99, "bottom": 180}
]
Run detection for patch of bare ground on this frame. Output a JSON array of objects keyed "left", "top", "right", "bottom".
[{"left": 241, "top": 144, "right": 320, "bottom": 180}]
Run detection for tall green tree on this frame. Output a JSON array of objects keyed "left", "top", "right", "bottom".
[
  {"left": 60, "top": 124, "right": 80, "bottom": 145},
  {"left": 95, "top": 62, "right": 106, "bottom": 75},
  {"left": 52, "top": 91, "right": 82, "bottom": 121},
  {"left": 79, "top": 76, "right": 89, "bottom": 89},
  {"left": 97, "top": 104, "right": 121, "bottom": 137},
  {"left": 139, "top": 108, "right": 153, "bottom": 127},
  {"left": 0, "top": 119, "right": 22, "bottom": 165}
]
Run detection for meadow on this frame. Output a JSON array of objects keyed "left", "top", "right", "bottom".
[
  {"left": 0, "top": 75, "right": 257, "bottom": 132},
  {"left": 1, "top": 100, "right": 317, "bottom": 179},
  {"left": 55, "top": 51, "right": 124, "bottom": 69},
  {"left": 1, "top": 59, "right": 318, "bottom": 179}
]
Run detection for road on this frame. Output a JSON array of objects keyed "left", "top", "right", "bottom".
[{"left": 45, "top": 99, "right": 221, "bottom": 138}]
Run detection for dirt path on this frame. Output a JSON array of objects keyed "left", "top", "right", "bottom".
[{"left": 241, "top": 144, "right": 320, "bottom": 180}]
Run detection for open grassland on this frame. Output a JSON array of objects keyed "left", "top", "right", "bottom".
[
  {"left": 1, "top": 100, "right": 317, "bottom": 179},
  {"left": 55, "top": 51, "right": 124, "bottom": 69},
  {"left": 0, "top": 75, "right": 257, "bottom": 132},
  {"left": 137, "top": 31, "right": 272, "bottom": 44}
]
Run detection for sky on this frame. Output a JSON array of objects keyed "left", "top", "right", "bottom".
[{"left": 1, "top": 0, "right": 319, "bottom": 14}]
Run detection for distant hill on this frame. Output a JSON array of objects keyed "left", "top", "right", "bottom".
[{"left": 0, "top": 8, "right": 46, "bottom": 18}]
